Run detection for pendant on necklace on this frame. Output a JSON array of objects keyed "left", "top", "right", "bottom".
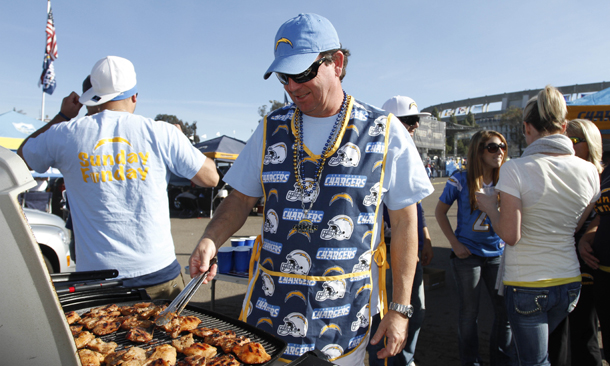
[
  {"left": 292, "top": 209, "right": 318, "bottom": 233},
  {"left": 293, "top": 219, "right": 318, "bottom": 234}
]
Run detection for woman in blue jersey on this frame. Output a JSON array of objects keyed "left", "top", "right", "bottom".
[{"left": 435, "top": 130, "right": 513, "bottom": 366}]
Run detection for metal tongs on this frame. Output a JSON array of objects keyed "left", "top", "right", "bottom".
[{"left": 155, "top": 257, "right": 217, "bottom": 326}]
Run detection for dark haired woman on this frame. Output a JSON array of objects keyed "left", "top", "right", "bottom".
[{"left": 436, "top": 130, "right": 513, "bottom": 366}]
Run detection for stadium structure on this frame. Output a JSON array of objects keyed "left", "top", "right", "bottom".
[{"left": 421, "top": 82, "right": 609, "bottom": 157}]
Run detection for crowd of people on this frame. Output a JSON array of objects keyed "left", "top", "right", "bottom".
[{"left": 16, "top": 11, "right": 608, "bottom": 366}]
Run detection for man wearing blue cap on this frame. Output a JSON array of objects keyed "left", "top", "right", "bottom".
[
  {"left": 190, "top": 14, "right": 433, "bottom": 364},
  {"left": 19, "top": 56, "right": 219, "bottom": 299}
]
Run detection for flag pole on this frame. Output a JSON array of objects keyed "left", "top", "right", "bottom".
[{"left": 41, "top": 91, "right": 45, "bottom": 121}]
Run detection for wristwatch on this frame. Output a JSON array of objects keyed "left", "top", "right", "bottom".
[{"left": 389, "top": 302, "right": 414, "bottom": 318}]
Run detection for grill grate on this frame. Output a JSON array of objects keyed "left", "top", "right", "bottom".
[{"left": 74, "top": 299, "right": 286, "bottom": 365}]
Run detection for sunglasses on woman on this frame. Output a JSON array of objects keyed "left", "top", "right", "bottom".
[
  {"left": 484, "top": 142, "right": 507, "bottom": 153},
  {"left": 398, "top": 115, "right": 420, "bottom": 126},
  {"left": 568, "top": 136, "right": 586, "bottom": 145},
  {"left": 275, "top": 57, "right": 327, "bottom": 85}
]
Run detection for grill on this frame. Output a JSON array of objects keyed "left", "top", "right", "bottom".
[{"left": 71, "top": 299, "right": 286, "bottom": 365}]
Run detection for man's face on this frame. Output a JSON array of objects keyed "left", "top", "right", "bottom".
[
  {"left": 400, "top": 117, "right": 419, "bottom": 137},
  {"left": 283, "top": 54, "right": 341, "bottom": 118}
]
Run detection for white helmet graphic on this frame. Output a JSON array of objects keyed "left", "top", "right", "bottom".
[
  {"left": 368, "top": 116, "right": 387, "bottom": 136},
  {"left": 280, "top": 250, "right": 312, "bottom": 275},
  {"left": 286, "top": 178, "right": 319, "bottom": 204},
  {"left": 277, "top": 312, "right": 308, "bottom": 337},
  {"left": 264, "top": 209, "right": 279, "bottom": 234},
  {"left": 351, "top": 304, "right": 370, "bottom": 332},
  {"left": 315, "top": 279, "right": 347, "bottom": 302},
  {"left": 321, "top": 344, "right": 344, "bottom": 360},
  {"left": 263, "top": 142, "right": 287, "bottom": 165},
  {"left": 261, "top": 272, "right": 275, "bottom": 297},
  {"left": 328, "top": 143, "right": 360, "bottom": 167},
  {"left": 352, "top": 250, "right": 373, "bottom": 273},
  {"left": 363, "top": 182, "right": 387, "bottom": 207},
  {"left": 320, "top": 215, "right": 354, "bottom": 241}
]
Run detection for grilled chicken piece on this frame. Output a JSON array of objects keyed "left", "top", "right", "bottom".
[
  {"left": 203, "top": 330, "right": 236, "bottom": 347},
  {"left": 218, "top": 335, "right": 250, "bottom": 354},
  {"left": 87, "top": 304, "right": 120, "bottom": 317},
  {"left": 178, "top": 354, "right": 207, "bottom": 366},
  {"left": 65, "top": 311, "right": 81, "bottom": 324},
  {"left": 189, "top": 327, "right": 217, "bottom": 338},
  {"left": 121, "top": 316, "right": 154, "bottom": 330},
  {"left": 160, "top": 315, "right": 180, "bottom": 333},
  {"left": 78, "top": 348, "right": 105, "bottom": 366},
  {"left": 80, "top": 316, "right": 101, "bottom": 330},
  {"left": 171, "top": 316, "right": 202, "bottom": 338},
  {"left": 86, "top": 337, "right": 118, "bottom": 355},
  {"left": 126, "top": 326, "right": 154, "bottom": 343},
  {"left": 92, "top": 318, "right": 122, "bottom": 336},
  {"left": 182, "top": 343, "right": 217, "bottom": 359},
  {"left": 74, "top": 330, "right": 95, "bottom": 349},
  {"left": 123, "top": 346, "right": 148, "bottom": 362},
  {"left": 172, "top": 333, "right": 195, "bottom": 353},
  {"left": 206, "top": 354, "right": 240, "bottom": 366},
  {"left": 233, "top": 342, "right": 271, "bottom": 364},
  {"left": 120, "top": 305, "right": 138, "bottom": 316},
  {"left": 70, "top": 324, "right": 84, "bottom": 336},
  {"left": 143, "top": 344, "right": 177, "bottom": 366},
  {"left": 138, "top": 304, "right": 165, "bottom": 320},
  {"left": 145, "top": 360, "right": 170, "bottom": 366}
]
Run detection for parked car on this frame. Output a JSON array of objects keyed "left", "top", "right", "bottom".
[{"left": 23, "top": 208, "right": 74, "bottom": 273}]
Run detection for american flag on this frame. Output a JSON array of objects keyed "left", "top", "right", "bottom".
[
  {"left": 39, "top": 1, "right": 57, "bottom": 95},
  {"left": 45, "top": 2, "right": 58, "bottom": 60}
]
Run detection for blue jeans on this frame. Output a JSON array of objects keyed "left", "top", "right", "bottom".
[
  {"left": 451, "top": 254, "right": 514, "bottom": 366},
  {"left": 368, "top": 254, "right": 425, "bottom": 365},
  {"left": 504, "top": 282, "right": 581, "bottom": 366}
]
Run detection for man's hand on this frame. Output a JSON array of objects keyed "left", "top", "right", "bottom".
[
  {"left": 189, "top": 238, "right": 218, "bottom": 284},
  {"left": 61, "top": 92, "right": 83, "bottom": 119},
  {"left": 421, "top": 237, "right": 433, "bottom": 266},
  {"left": 369, "top": 311, "right": 409, "bottom": 359},
  {"left": 578, "top": 238, "right": 599, "bottom": 270}
]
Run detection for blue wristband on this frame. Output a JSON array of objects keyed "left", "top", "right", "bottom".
[{"left": 57, "top": 111, "right": 70, "bottom": 121}]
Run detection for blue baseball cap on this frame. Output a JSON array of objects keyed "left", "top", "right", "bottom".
[{"left": 264, "top": 13, "right": 340, "bottom": 80}]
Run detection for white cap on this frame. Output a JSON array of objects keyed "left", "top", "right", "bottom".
[
  {"left": 79, "top": 56, "right": 137, "bottom": 106},
  {"left": 382, "top": 96, "right": 431, "bottom": 118}
]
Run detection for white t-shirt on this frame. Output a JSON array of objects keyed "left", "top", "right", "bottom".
[
  {"left": 496, "top": 154, "right": 600, "bottom": 284},
  {"left": 22, "top": 110, "right": 205, "bottom": 279}
]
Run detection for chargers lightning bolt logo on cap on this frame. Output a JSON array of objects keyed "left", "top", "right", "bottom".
[{"left": 275, "top": 38, "right": 293, "bottom": 50}]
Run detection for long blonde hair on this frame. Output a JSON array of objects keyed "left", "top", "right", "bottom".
[
  {"left": 467, "top": 130, "right": 508, "bottom": 212},
  {"left": 566, "top": 119, "right": 603, "bottom": 174}
]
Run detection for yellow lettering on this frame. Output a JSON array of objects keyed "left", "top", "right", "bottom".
[
  {"left": 127, "top": 152, "right": 138, "bottom": 163},
  {"left": 81, "top": 168, "right": 90, "bottom": 182},
  {"left": 116, "top": 150, "right": 126, "bottom": 165},
  {"left": 91, "top": 171, "right": 100, "bottom": 183},
  {"left": 90, "top": 155, "right": 101, "bottom": 167},
  {"left": 603, "top": 196, "right": 609, "bottom": 204},
  {"left": 137, "top": 167, "right": 149, "bottom": 181},
  {"left": 138, "top": 152, "right": 150, "bottom": 165},
  {"left": 79, "top": 153, "right": 89, "bottom": 167},
  {"left": 101, "top": 170, "right": 113, "bottom": 182},
  {"left": 113, "top": 165, "right": 125, "bottom": 180},
  {"left": 102, "top": 154, "right": 114, "bottom": 166},
  {"left": 126, "top": 168, "right": 137, "bottom": 179}
]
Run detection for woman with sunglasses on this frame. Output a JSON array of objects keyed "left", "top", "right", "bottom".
[
  {"left": 435, "top": 130, "right": 513, "bottom": 366},
  {"left": 476, "top": 86, "right": 600, "bottom": 366},
  {"left": 548, "top": 119, "right": 605, "bottom": 366}
]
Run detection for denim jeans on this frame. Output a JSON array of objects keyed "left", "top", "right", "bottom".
[
  {"left": 368, "top": 252, "right": 425, "bottom": 366},
  {"left": 451, "top": 254, "right": 514, "bottom": 366},
  {"left": 504, "top": 282, "right": 581, "bottom": 366}
]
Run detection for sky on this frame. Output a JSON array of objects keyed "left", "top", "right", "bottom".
[{"left": 1, "top": 1, "right": 609, "bottom": 142}]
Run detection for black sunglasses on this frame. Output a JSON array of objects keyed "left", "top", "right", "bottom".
[
  {"left": 398, "top": 115, "right": 420, "bottom": 126},
  {"left": 568, "top": 136, "right": 586, "bottom": 145},
  {"left": 276, "top": 57, "right": 327, "bottom": 85},
  {"left": 484, "top": 142, "right": 507, "bottom": 153}
]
